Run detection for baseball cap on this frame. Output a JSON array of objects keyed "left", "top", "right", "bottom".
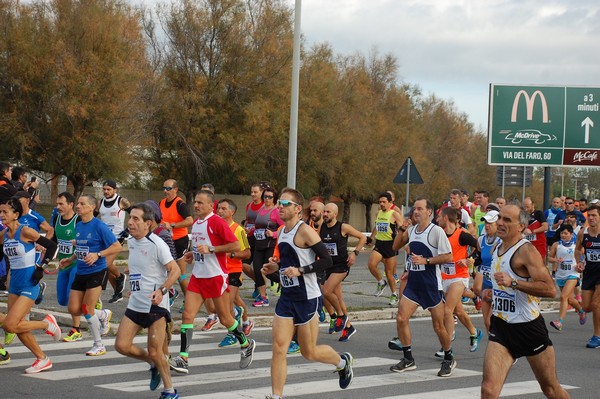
[
  {"left": 102, "top": 179, "right": 117, "bottom": 189},
  {"left": 144, "top": 200, "right": 162, "bottom": 224},
  {"left": 481, "top": 210, "right": 499, "bottom": 223},
  {"left": 591, "top": 199, "right": 600, "bottom": 205},
  {"left": 13, "top": 191, "right": 31, "bottom": 200},
  {"left": 486, "top": 203, "right": 500, "bottom": 212}
]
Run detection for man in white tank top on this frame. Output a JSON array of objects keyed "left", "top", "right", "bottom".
[{"left": 481, "top": 204, "right": 570, "bottom": 399}]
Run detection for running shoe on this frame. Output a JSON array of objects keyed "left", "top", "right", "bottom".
[
  {"left": 63, "top": 328, "right": 83, "bottom": 342},
  {"left": 149, "top": 366, "right": 161, "bottom": 391},
  {"left": 44, "top": 314, "right": 62, "bottom": 341},
  {"left": 469, "top": 329, "right": 483, "bottom": 352},
  {"left": 242, "top": 321, "right": 254, "bottom": 336},
  {"left": 334, "top": 315, "right": 348, "bottom": 333},
  {"left": 109, "top": 292, "right": 123, "bottom": 304},
  {"left": 0, "top": 349, "right": 10, "bottom": 365},
  {"left": 252, "top": 296, "right": 269, "bottom": 307},
  {"left": 339, "top": 325, "right": 356, "bottom": 342},
  {"left": 576, "top": 294, "right": 583, "bottom": 303},
  {"left": 168, "top": 356, "right": 189, "bottom": 374},
  {"left": 100, "top": 309, "right": 113, "bottom": 336},
  {"left": 434, "top": 348, "right": 444, "bottom": 358},
  {"left": 4, "top": 332, "right": 16, "bottom": 346},
  {"left": 287, "top": 340, "right": 300, "bottom": 354},
  {"left": 234, "top": 306, "right": 243, "bottom": 323},
  {"left": 389, "top": 293, "right": 399, "bottom": 307},
  {"left": 251, "top": 287, "right": 260, "bottom": 299},
  {"left": 550, "top": 320, "right": 563, "bottom": 331},
  {"left": 473, "top": 296, "right": 482, "bottom": 311},
  {"left": 35, "top": 281, "right": 47, "bottom": 305},
  {"left": 318, "top": 307, "right": 326, "bottom": 323},
  {"left": 270, "top": 282, "right": 281, "bottom": 297},
  {"left": 86, "top": 343, "right": 107, "bottom": 356},
  {"left": 24, "top": 357, "right": 52, "bottom": 374},
  {"left": 388, "top": 337, "right": 403, "bottom": 351},
  {"left": 390, "top": 358, "right": 416, "bottom": 373},
  {"left": 337, "top": 352, "right": 354, "bottom": 389},
  {"left": 329, "top": 317, "right": 337, "bottom": 334},
  {"left": 374, "top": 281, "right": 387, "bottom": 297},
  {"left": 179, "top": 301, "right": 185, "bottom": 313},
  {"left": 437, "top": 359, "right": 457, "bottom": 377},
  {"left": 159, "top": 390, "right": 179, "bottom": 399},
  {"left": 461, "top": 297, "right": 469, "bottom": 304},
  {"left": 95, "top": 297, "right": 103, "bottom": 310},
  {"left": 579, "top": 310, "right": 587, "bottom": 325},
  {"left": 201, "top": 317, "right": 219, "bottom": 331},
  {"left": 586, "top": 335, "right": 600, "bottom": 348},
  {"left": 115, "top": 273, "right": 127, "bottom": 295},
  {"left": 218, "top": 334, "right": 237, "bottom": 348},
  {"left": 453, "top": 315, "right": 458, "bottom": 325},
  {"left": 393, "top": 273, "right": 400, "bottom": 284},
  {"left": 169, "top": 289, "right": 179, "bottom": 307},
  {"left": 239, "top": 339, "right": 256, "bottom": 369}
]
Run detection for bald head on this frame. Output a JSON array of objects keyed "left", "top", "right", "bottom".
[
  {"left": 309, "top": 201, "right": 325, "bottom": 223},
  {"left": 323, "top": 203, "right": 338, "bottom": 224}
]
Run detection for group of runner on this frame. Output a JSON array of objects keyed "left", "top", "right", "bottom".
[{"left": 1, "top": 167, "right": 599, "bottom": 399}]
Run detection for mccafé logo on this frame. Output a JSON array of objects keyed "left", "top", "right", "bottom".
[
  {"left": 511, "top": 90, "right": 549, "bottom": 123},
  {"left": 573, "top": 151, "right": 598, "bottom": 163}
]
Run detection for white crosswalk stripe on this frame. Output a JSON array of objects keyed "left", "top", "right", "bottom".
[{"left": 4, "top": 332, "right": 580, "bottom": 399}]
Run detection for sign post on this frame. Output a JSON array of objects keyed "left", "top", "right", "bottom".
[{"left": 394, "top": 156, "right": 424, "bottom": 209}]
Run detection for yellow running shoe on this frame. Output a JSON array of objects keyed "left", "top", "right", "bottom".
[
  {"left": 63, "top": 328, "right": 83, "bottom": 342},
  {"left": 95, "top": 298, "right": 103, "bottom": 310},
  {"left": 4, "top": 332, "right": 16, "bottom": 346}
]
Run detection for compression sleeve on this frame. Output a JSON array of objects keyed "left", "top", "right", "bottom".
[
  {"left": 300, "top": 242, "right": 333, "bottom": 274},
  {"left": 36, "top": 235, "right": 58, "bottom": 265}
]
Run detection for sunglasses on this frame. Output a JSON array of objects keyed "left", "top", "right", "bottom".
[
  {"left": 277, "top": 199, "right": 299, "bottom": 207},
  {"left": 565, "top": 202, "right": 573, "bottom": 205},
  {"left": 264, "top": 195, "right": 274, "bottom": 199},
  {"left": 163, "top": 187, "right": 174, "bottom": 191}
]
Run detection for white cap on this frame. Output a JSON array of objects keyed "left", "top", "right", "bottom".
[
  {"left": 481, "top": 210, "right": 499, "bottom": 223},
  {"left": 591, "top": 199, "right": 600, "bottom": 205}
]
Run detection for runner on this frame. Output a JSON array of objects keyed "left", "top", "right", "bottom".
[
  {"left": 436, "top": 207, "right": 482, "bottom": 356},
  {"left": 367, "top": 192, "right": 404, "bottom": 305},
  {"left": 0, "top": 198, "right": 62, "bottom": 373},
  {"left": 481, "top": 204, "right": 569, "bottom": 399},
  {"left": 522, "top": 197, "right": 548, "bottom": 262},
  {"left": 114, "top": 203, "right": 180, "bottom": 399},
  {"left": 390, "top": 198, "right": 456, "bottom": 377},
  {"left": 53, "top": 192, "right": 84, "bottom": 342},
  {"left": 547, "top": 224, "right": 585, "bottom": 331},
  {"left": 320, "top": 202, "right": 366, "bottom": 342},
  {"left": 575, "top": 204, "right": 600, "bottom": 348},
  {"left": 168, "top": 190, "right": 255, "bottom": 373},
  {"left": 98, "top": 180, "right": 129, "bottom": 303},
  {"left": 60, "top": 194, "right": 122, "bottom": 356},
  {"left": 261, "top": 188, "right": 353, "bottom": 399},
  {"left": 242, "top": 182, "right": 266, "bottom": 300}
]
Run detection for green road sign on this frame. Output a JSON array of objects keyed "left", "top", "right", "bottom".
[{"left": 488, "top": 84, "right": 600, "bottom": 167}]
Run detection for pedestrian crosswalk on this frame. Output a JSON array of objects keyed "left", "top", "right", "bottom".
[{"left": 2, "top": 328, "right": 580, "bottom": 398}]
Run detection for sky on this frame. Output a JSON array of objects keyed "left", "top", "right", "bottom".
[{"left": 139, "top": 0, "right": 600, "bottom": 131}]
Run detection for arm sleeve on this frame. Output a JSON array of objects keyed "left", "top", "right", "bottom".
[
  {"left": 459, "top": 231, "right": 478, "bottom": 247},
  {"left": 300, "top": 242, "right": 333, "bottom": 274},
  {"left": 36, "top": 235, "right": 58, "bottom": 265},
  {"left": 177, "top": 201, "right": 191, "bottom": 219}
]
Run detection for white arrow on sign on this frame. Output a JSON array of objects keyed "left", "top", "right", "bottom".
[{"left": 582, "top": 117, "right": 594, "bottom": 144}]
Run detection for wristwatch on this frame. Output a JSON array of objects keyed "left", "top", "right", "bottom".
[
  {"left": 511, "top": 279, "right": 519, "bottom": 289},
  {"left": 426, "top": 258, "right": 431, "bottom": 265},
  {"left": 208, "top": 245, "right": 215, "bottom": 253},
  {"left": 230, "top": 252, "right": 235, "bottom": 259},
  {"left": 170, "top": 223, "right": 176, "bottom": 228},
  {"left": 160, "top": 287, "right": 168, "bottom": 296},
  {"left": 353, "top": 249, "right": 360, "bottom": 256},
  {"left": 97, "top": 252, "right": 102, "bottom": 258}
]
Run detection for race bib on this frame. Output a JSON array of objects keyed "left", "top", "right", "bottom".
[
  {"left": 325, "top": 243, "right": 338, "bottom": 256},
  {"left": 75, "top": 246, "right": 90, "bottom": 262},
  {"left": 441, "top": 263, "right": 456, "bottom": 275},
  {"left": 4, "top": 242, "right": 18, "bottom": 257},
  {"left": 254, "top": 229, "right": 266, "bottom": 240},
  {"left": 524, "top": 234, "right": 536, "bottom": 242},
  {"left": 129, "top": 273, "right": 142, "bottom": 292},
  {"left": 560, "top": 260, "right": 574, "bottom": 271},
  {"left": 193, "top": 247, "right": 205, "bottom": 263},
  {"left": 492, "top": 289, "right": 516, "bottom": 314},
  {"left": 376, "top": 222, "right": 389, "bottom": 233},
  {"left": 279, "top": 270, "right": 299, "bottom": 288},
  {"left": 58, "top": 239, "right": 74, "bottom": 255},
  {"left": 245, "top": 223, "right": 255, "bottom": 230},
  {"left": 586, "top": 249, "right": 600, "bottom": 262},
  {"left": 480, "top": 264, "right": 491, "bottom": 282},
  {"left": 407, "top": 257, "right": 425, "bottom": 272}
]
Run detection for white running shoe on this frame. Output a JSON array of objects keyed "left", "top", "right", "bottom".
[
  {"left": 100, "top": 309, "right": 113, "bottom": 336},
  {"left": 44, "top": 314, "right": 62, "bottom": 342},
  {"left": 86, "top": 343, "right": 107, "bottom": 356},
  {"left": 25, "top": 357, "right": 52, "bottom": 374}
]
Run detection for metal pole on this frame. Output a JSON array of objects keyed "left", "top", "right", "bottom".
[
  {"left": 501, "top": 166, "right": 505, "bottom": 198},
  {"left": 543, "top": 167, "right": 551, "bottom": 210},
  {"left": 405, "top": 157, "right": 411, "bottom": 209},
  {"left": 561, "top": 168, "right": 564, "bottom": 196},
  {"left": 286, "top": 0, "right": 302, "bottom": 189},
  {"left": 522, "top": 166, "right": 526, "bottom": 203}
]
